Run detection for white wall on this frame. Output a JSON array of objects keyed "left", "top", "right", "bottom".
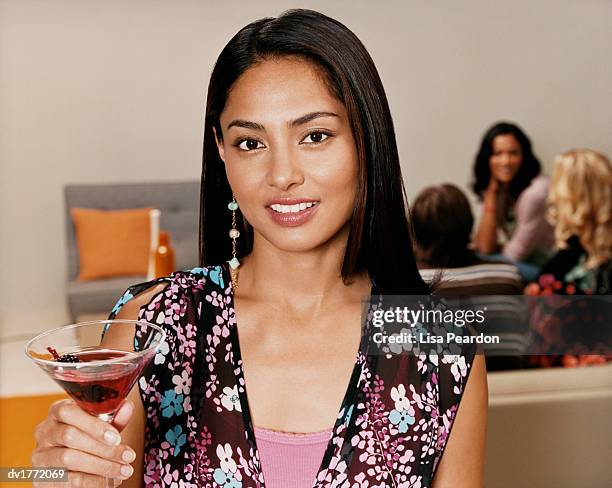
[{"left": 1, "top": 0, "right": 611, "bottom": 336}]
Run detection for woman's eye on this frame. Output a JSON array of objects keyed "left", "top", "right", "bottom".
[
  {"left": 237, "top": 139, "right": 264, "bottom": 151},
  {"left": 301, "top": 132, "right": 330, "bottom": 144}
]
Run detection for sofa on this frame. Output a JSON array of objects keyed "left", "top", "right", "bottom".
[
  {"left": 64, "top": 181, "right": 200, "bottom": 320},
  {"left": 485, "top": 363, "right": 612, "bottom": 487}
]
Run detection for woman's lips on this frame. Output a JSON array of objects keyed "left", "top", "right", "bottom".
[{"left": 265, "top": 203, "right": 319, "bottom": 227}]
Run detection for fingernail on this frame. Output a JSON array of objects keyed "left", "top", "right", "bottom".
[
  {"left": 120, "top": 465, "right": 133, "bottom": 478},
  {"left": 104, "top": 430, "right": 121, "bottom": 446},
  {"left": 122, "top": 449, "right": 136, "bottom": 463}
]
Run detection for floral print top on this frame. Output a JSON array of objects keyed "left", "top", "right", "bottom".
[{"left": 109, "top": 263, "right": 476, "bottom": 488}]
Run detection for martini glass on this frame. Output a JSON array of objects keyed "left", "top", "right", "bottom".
[{"left": 25, "top": 320, "right": 165, "bottom": 486}]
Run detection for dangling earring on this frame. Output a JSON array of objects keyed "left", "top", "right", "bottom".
[{"left": 227, "top": 197, "right": 240, "bottom": 289}]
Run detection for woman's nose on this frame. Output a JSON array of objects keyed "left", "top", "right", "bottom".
[{"left": 265, "top": 149, "right": 304, "bottom": 191}]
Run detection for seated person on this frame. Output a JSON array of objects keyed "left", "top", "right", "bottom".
[
  {"left": 539, "top": 148, "right": 611, "bottom": 295},
  {"left": 411, "top": 183, "right": 527, "bottom": 370},
  {"left": 471, "top": 122, "right": 554, "bottom": 281},
  {"left": 528, "top": 149, "right": 611, "bottom": 368}
]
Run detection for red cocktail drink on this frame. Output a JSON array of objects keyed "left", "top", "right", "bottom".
[
  {"left": 25, "top": 319, "right": 165, "bottom": 481},
  {"left": 26, "top": 321, "right": 165, "bottom": 487},
  {"left": 49, "top": 348, "right": 153, "bottom": 418}
]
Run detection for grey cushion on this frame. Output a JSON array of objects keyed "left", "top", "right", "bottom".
[
  {"left": 67, "top": 275, "right": 147, "bottom": 319},
  {"left": 64, "top": 181, "right": 200, "bottom": 319}
]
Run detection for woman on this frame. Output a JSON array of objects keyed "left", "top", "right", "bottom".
[
  {"left": 472, "top": 122, "right": 554, "bottom": 281},
  {"left": 527, "top": 149, "right": 611, "bottom": 368},
  {"left": 32, "top": 10, "right": 487, "bottom": 488},
  {"left": 538, "top": 148, "right": 611, "bottom": 294}
]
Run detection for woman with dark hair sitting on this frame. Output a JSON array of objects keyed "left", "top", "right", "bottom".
[
  {"left": 412, "top": 183, "right": 527, "bottom": 370},
  {"left": 32, "top": 9, "right": 486, "bottom": 488},
  {"left": 472, "top": 122, "right": 554, "bottom": 281}
]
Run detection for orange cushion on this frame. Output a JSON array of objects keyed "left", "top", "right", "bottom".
[{"left": 71, "top": 208, "right": 151, "bottom": 281}]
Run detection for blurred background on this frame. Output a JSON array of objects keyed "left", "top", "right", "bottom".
[{"left": 1, "top": 1, "right": 611, "bottom": 487}]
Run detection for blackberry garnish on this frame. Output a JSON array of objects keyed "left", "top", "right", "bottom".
[
  {"left": 58, "top": 353, "right": 80, "bottom": 363},
  {"left": 47, "top": 346, "right": 81, "bottom": 363}
]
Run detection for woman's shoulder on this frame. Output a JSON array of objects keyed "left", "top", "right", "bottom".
[
  {"left": 110, "top": 264, "right": 231, "bottom": 319},
  {"left": 515, "top": 174, "right": 550, "bottom": 216},
  {"left": 520, "top": 174, "right": 550, "bottom": 201}
]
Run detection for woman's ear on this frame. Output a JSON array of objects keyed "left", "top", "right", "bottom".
[{"left": 213, "top": 127, "right": 226, "bottom": 163}]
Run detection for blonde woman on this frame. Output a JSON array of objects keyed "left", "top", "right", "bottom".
[{"left": 539, "top": 149, "right": 612, "bottom": 294}]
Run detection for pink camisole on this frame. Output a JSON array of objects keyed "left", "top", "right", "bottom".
[{"left": 254, "top": 426, "right": 333, "bottom": 488}]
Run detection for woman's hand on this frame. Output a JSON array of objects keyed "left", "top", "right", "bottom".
[
  {"left": 473, "top": 177, "right": 501, "bottom": 254},
  {"left": 32, "top": 398, "right": 136, "bottom": 487},
  {"left": 485, "top": 175, "right": 500, "bottom": 197}
]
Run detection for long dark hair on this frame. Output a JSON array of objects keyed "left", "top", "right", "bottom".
[
  {"left": 199, "top": 9, "right": 428, "bottom": 294},
  {"left": 472, "top": 121, "right": 541, "bottom": 201}
]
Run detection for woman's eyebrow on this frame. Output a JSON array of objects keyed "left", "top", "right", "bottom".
[
  {"left": 289, "top": 111, "right": 339, "bottom": 127},
  {"left": 226, "top": 111, "right": 339, "bottom": 132},
  {"left": 226, "top": 120, "right": 264, "bottom": 131}
]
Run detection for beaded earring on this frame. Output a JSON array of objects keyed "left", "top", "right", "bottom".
[{"left": 227, "top": 197, "right": 240, "bottom": 288}]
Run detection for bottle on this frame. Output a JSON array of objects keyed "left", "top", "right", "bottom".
[
  {"left": 147, "top": 209, "right": 161, "bottom": 280},
  {"left": 154, "top": 231, "right": 176, "bottom": 278}
]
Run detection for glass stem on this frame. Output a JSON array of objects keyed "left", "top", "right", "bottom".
[
  {"left": 99, "top": 414, "right": 117, "bottom": 487},
  {"left": 98, "top": 412, "right": 115, "bottom": 423}
]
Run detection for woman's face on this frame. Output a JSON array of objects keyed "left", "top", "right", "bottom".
[
  {"left": 489, "top": 134, "right": 523, "bottom": 184},
  {"left": 215, "top": 57, "right": 358, "bottom": 253}
]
